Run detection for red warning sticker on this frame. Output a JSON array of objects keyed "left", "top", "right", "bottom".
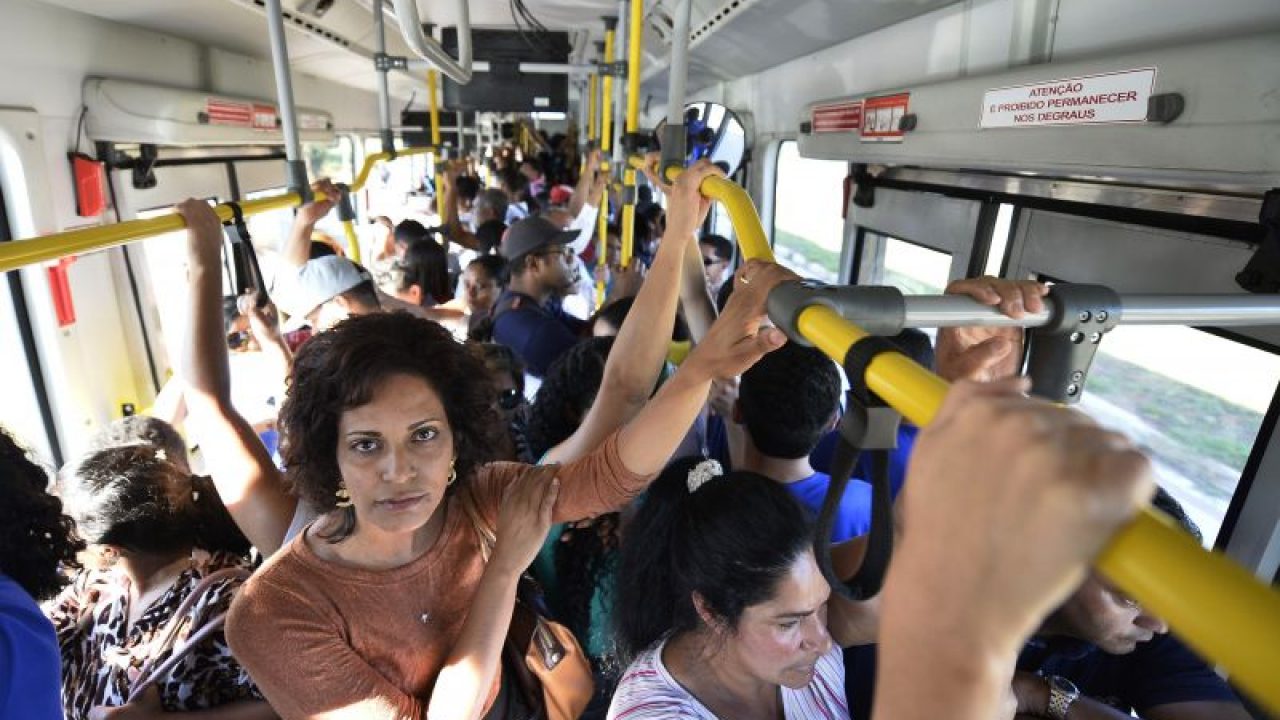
[
  {"left": 812, "top": 101, "right": 864, "bottom": 133},
  {"left": 252, "top": 103, "right": 279, "bottom": 130},
  {"left": 860, "top": 93, "right": 910, "bottom": 142},
  {"left": 205, "top": 98, "right": 253, "bottom": 127}
]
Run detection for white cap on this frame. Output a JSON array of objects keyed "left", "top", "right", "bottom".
[{"left": 275, "top": 256, "right": 372, "bottom": 330}]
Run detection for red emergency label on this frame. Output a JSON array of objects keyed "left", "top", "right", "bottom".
[
  {"left": 252, "top": 103, "right": 279, "bottom": 130},
  {"left": 812, "top": 101, "right": 864, "bottom": 133},
  {"left": 860, "top": 93, "right": 910, "bottom": 142},
  {"left": 205, "top": 98, "right": 253, "bottom": 127}
]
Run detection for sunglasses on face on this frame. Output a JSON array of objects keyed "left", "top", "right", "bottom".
[
  {"left": 498, "top": 387, "right": 524, "bottom": 410},
  {"left": 703, "top": 256, "right": 724, "bottom": 266},
  {"left": 537, "top": 245, "right": 574, "bottom": 260}
]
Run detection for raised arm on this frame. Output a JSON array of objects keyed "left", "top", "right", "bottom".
[
  {"left": 176, "top": 199, "right": 296, "bottom": 557},
  {"left": 280, "top": 180, "right": 339, "bottom": 270},
  {"left": 567, "top": 149, "right": 600, "bottom": 220},
  {"left": 873, "top": 379, "right": 1153, "bottom": 720},
  {"left": 640, "top": 154, "right": 717, "bottom": 343},
  {"left": 543, "top": 160, "right": 723, "bottom": 465}
]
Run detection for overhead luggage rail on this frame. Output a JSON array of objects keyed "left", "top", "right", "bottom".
[
  {"left": 634, "top": 158, "right": 1280, "bottom": 716},
  {"left": 0, "top": 148, "right": 434, "bottom": 273}
]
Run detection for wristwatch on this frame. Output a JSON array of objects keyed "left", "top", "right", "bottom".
[{"left": 1045, "top": 675, "right": 1081, "bottom": 720}]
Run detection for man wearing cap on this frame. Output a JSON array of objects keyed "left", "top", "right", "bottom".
[
  {"left": 491, "top": 216, "right": 586, "bottom": 378},
  {"left": 275, "top": 255, "right": 381, "bottom": 333}
]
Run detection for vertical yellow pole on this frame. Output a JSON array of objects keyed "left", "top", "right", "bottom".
[
  {"left": 342, "top": 220, "right": 362, "bottom": 264},
  {"left": 587, "top": 73, "right": 598, "bottom": 145},
  {"left": 597, "top": 29, "right": 616, "bottom": 308},
  {"left": 427, "top": 70, "right": 444, "bottom": 219},
  {"left": 620, "top": 0, "right": 644, "bottom": 267}
]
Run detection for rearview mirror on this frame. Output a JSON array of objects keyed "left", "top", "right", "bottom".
[{"left": 656, "top": 102, "right": 747, "bottom": 177}]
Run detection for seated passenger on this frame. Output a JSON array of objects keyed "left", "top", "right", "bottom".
[
  {"left": 0, "top": 427, "right": 83, "bottom": 720},
  {"left": 610, "top": 458, "right": 851, "bottom": 719},
  {"left": 1010, "top": 488, "right": 1251, "bottom": 720},
  {"left": 738, "top": 341, "right": 872, "bottom": 542},
  {"left": 47, "top": 445, "right": 268, "bottom": 719},
  {"left": 462, "top": 254, "right": 508, "bottom": 342}
]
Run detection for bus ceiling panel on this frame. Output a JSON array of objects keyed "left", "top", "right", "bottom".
[
  {"left": 798, "top": 32, "right": 1280, "bottom": 189},
  {"left": 84, "top": 78, "right": 336, "bottom": 147},
  {"left": 639, "top": 0, "right": 963, "bottom": 105},
  {"left": 1005, "top": 209, "right": 1280, "bottom": 349}
]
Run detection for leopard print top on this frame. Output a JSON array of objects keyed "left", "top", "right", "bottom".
[{"left": 45, "top": 550, "right": 263, "bottom": 720}]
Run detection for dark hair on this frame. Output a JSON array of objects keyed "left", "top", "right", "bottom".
[
  {"left": 279, "top": 312, "right": 503, "bottom": 541},
  {"left": 500, "top": 167, "right": 529, "bottom": 196},
  {"left": 0, "top": 428, "right": 83, "bottom": 601},
  {"left": 888, "top": 328, "right": 935, "bottom": 370},
  {"left": 590, "top": 297, "right": 689, "bottom": 341},
  {"left": 526, "top": 337, "right": 615, "bottom": 458},
  {"left": 699, "top": 234, "right": 734, "bottom": 263},
  {"left": 87, "top": 416, "right": 189, "bottom": 472},
  {"left": 308, "top": 241, "right": 337, "bottom": 260},
  {"left": 61, "top": 445, "right": 250, "bottom": 558},
  {"left": 397, "top": 236, "right": 453, "bottom": 305},
  {"left": 394, "top": 219, "right": 430, "bottom": 247},
  {"left": 616, "top": 457, "right": 814, "bottom": 659},
  {"left": 338, "top": 279, "right": 382, "bottom": 312},
  {"left": 473, "top": 342, "right": 525, "bottom": 396},
  {"left": 1152, "top": 486, "right": 1202, "bottom": 543},
  {"left": 715, "top": 276, "right": 735, "bottom": 313},
  {"left": 454, "top": 175, "right": 481, "bottom": 202},
  {"left": 468, "top": 254, "right": 510, "bottom": 288},
  {"left": 739, "top": 342, "right": 841, "bottom": 459}
]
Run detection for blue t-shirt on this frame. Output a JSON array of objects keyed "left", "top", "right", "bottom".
[
  {"left": 843, "top": 633, "right": 1239, "bottom": 720},
  {"left": 0, "top": 574, "right": 63, "bottom": 720},
  {"left": 784, "top": 471, "right": 872, "bottom": 543},
  {"left": 810, "top": 424, "right": 918, "bottom": 500},
  {"left": 492, "top": 290, "right": 585, "bottom": 378}
]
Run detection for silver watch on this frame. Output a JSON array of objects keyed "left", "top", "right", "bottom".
[{"left": 1046, "top": 675, "right": 1081, "bottom": 720}]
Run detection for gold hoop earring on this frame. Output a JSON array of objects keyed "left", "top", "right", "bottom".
[
  {"left": 335, "top": 482, "right": 353, "bottom": 508},
  {"left": 447, "top": 460, "right": 457, "bottom": 486}
]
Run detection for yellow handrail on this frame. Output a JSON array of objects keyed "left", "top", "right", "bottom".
[
  {"left": 643, "top": 155, "right": 1280, "bottom": 715},
  {"left": 0, "top": 147, "right": 434, "bottom": 273},
  {"left": 619, "top": 0, "right": 644, "bottom": 268}
]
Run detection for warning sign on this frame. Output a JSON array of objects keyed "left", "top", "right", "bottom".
[
  {"left": 860, "top": 93, "right": 909, "bottom": 142},
  {"left": 980, "top": 68, "right": 1155, "bottom": 129},
  {"left": 251, "top": 103, "right": 279, "bottom": 130},
  {"left": 205, "top": 98, "right": 253, "bottom": 127},
  {"left": 812, "top": 101, "right": 863, "bottom": 133}
]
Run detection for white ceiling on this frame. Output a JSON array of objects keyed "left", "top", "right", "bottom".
[{"left": 36, "top": 0, "right": 963, "bottom": 112}]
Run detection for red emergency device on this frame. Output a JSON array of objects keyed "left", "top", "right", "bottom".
[{"left": 69, "top": 152, "right": 106, "bottom": 217}]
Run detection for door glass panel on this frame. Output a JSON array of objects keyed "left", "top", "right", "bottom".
[
  {"left": 772, "top": 140, "right": 846, "bottom": 283},
  {"left": 881, "top": 235, "right": 951, "bottom": 294},
  {"left": 1077, "top": 326, "right": 1280, "bottom": 545}
]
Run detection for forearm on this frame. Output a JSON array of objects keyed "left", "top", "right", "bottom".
[
  {"left": 427, "top": 563, "right": 521, "bottom": 720},
  {"left": 616, "top": 365, "right": 713, "bottom": 476},
  {"left": 282, "top": 218, "right": 316, "bottom": 268},
  {"left": 185, "top": 245, "right": 233, "bottom": 407},
  {"left": 680, "top": 239, "right": 717, "bottom": 343},
  {"left": 602, "top": 231, "right": 685, "bottom": 401}
]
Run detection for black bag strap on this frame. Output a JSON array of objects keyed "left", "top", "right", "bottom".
[
  {"left": 222, "top": 202, "right": 271, "bottom": 309},
  {"left": 813, "top": 335, "right": 900, "bottom": 602}
]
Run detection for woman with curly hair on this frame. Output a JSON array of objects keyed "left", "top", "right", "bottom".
[
  {"left": 174, "top": 158, "right": 795, "bottom": 720},
  {"left": 0, "top": 426, "right": 83, "bottom": 720},
  {"left": 47, "top": 444, "right": 269, "bottom": 720}
]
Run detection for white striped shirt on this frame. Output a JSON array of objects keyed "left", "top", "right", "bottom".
[{"left": 607, "top": 638, "right": 849, "bottom": 719}]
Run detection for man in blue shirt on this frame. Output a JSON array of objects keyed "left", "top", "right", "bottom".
[
  {"left": 492, "top": 216, "right": 587, "bottom": 379},
  {"left": 736, "top": 341, "right": 871, "bottom": 542}
]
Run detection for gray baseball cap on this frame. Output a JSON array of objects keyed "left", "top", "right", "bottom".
[{"left": 500, "top": 216, "right": 579, "bottom": 263}]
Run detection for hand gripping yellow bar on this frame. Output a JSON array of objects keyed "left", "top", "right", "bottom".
[
  {"left": 0, "top": 147, "right": 434, "bottom": 273},
  {"left": 643, "top": 156, "right": 1280, "bottom": 715}
]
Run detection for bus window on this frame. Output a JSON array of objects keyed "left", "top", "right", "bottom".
[
  {"left": 880, "top": 235, "right": 951, "bottom": 295},
  {"left": 1077, "top": 327, "right": 1280, "bottom": 546},
  {"left": 304, "top": 136, "right": 356, "bottom": 186},
  {"left": 984, "top": 203, "right": 1016, "bottom": 277},
  {"left": 772, "top": 140, "right": 846, "bottom": 283}
]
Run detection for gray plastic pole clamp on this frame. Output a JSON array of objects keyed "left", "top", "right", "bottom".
[
  {"left": 767, "top": 281, "right": 907, "bottom": 348},
  {"left": 1025, "top": 283, "right": 1122, "bottom": 404},
  {"left": 335, "top": 183, "right": 356, "bottom": 222},
  {"left": 286, "top": 160, "right": 312, "bottom": 204},
  {"left": 658, "top": 123, "right": 687, "bottom": 181}
]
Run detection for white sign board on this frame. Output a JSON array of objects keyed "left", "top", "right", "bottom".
[{"left": 980, "top": 68, "right": 1156, "bottom": 129}]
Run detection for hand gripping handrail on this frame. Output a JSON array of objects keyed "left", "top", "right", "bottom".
[
  {"left": 641, "top": 157, "right": 1280, "bottom": 716},
  {"left": 390, "top": 0, "right": 473, "bottom": 85},
  {"left": 0, "top": 147, "right": 434, "bottom": 273}
]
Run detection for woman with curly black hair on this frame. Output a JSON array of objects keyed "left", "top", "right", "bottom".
[
  {"left": 0, "top": 426, "right": 82, "bottom": 720},
  {"left": 174, "top": 159, "right": 796, "bottom": 720}
]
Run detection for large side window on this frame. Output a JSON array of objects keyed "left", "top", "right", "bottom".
[
  {"left": 1077, "top": 326, "right": 1280, "bottom": 546},
  {"left": 879, "top": 234, "right": 951, "bottom": 295},
  {"left": 772, "top": 141, "right": 847, "bottom": 283}
]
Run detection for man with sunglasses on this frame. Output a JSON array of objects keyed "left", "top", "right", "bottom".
[
  {"left": 699, "top": 233, "right": 734, "bottom": 297},
  {"left": 491, "top": 216, "right": 588, "bottom": 381},
  {"left": 1010, "top": 487, "right": 1250, "bottom": 720}
]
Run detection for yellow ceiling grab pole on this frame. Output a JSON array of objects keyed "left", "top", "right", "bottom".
[
  {"left": 632, "top": 157, "right": 1280, "bottom": 716},
  {"left": 619, "top": 0, "right": 644, "bottom": 268},
  {"left": 0, "top": 147, "right": 434, "bottom": 274},
  {"left": 597, "top": 25, "right": 616, "bottom": 309}
]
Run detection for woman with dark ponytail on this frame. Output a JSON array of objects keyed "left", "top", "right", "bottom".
[
  {"left": 45, "top": 445, "right": 272, "bottom": 719},
  {"left": 609, "top": 457, "right": 848, "bottom": 719}
]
